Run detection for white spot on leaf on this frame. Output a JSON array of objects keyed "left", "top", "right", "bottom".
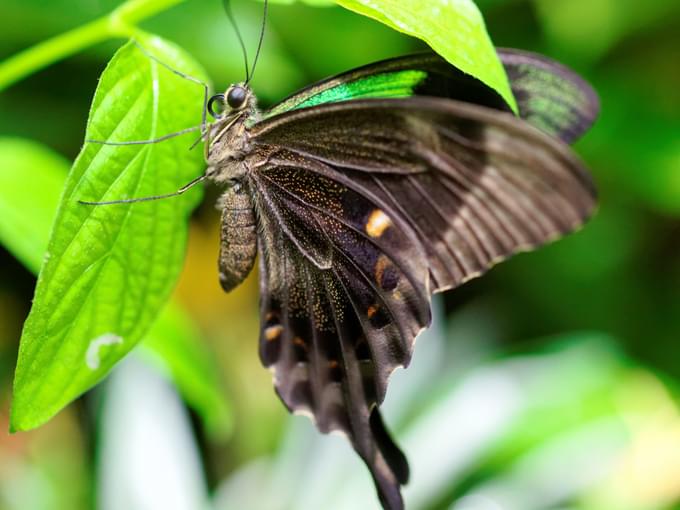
[{"left": 86, "top": 333, "right": 123, "bottom": 370}]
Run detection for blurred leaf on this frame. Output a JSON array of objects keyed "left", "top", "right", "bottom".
[
  {"left": 533, "top": 0, "right": 680, "bottom": 64},
  {"left": 582, "top": 371, "right": 680, "bottom": 510},
  {"left": 140, "top": 302, "right": 233, "bottom": 439},
  {"left": 11, "top": 36, "right": 207, "bottom": 432},
  {"left": 0, "top": 136, "right": 230, "bottom": 437},
  {"left": 579, "top": 74, "right": 680, "bottom": 216},
  {"left": 0, "top": 138, "right": 70, "bottom": 273},
  {"left": 332, "top": 0, "right": 518, "bottom": 112},
  {"left": 468, "top": 335, "right": 626, "bottom": 472},
  {"left": 255, "top": 1, "right": 415, "bottom": 98},
  {"left": 144, "top": 0, "right": 306, "bottom": 103},
  {"left": 0, "top": 409, "right": 91, "bottom": 510}
]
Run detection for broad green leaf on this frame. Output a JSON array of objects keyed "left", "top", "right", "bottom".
[
  {"left": 0, "top": 138, "right": 70, "bottom": 273},
  {"left": 0, "top": 137, "right": 231, "bottom": 437},
  {"left": 333, "top": 0, "right": 518, "bottom": 113},
  {"left": 11, "top": 36, "right": 209, "bottom": 432}
]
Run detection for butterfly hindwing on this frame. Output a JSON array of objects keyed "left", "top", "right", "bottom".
[
  {"left": 254, "top": 171, "right": 429, "bottom": 508},
  {"left": 253, "top": 149, "right": 432, "bottom": 386}
]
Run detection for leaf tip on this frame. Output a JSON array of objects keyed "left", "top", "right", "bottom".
[
  {"left": 9, "top": 401, "right": 36, "bottom": 433},
  {"left": 10, "top": 375, "right": 57, "bottom": 433}
]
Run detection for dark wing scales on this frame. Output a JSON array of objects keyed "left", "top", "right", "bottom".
[
  {"left": 253, "top": 158, "right": 432, "bottom": 398},
  {"left": 257, "top": 212, "right": 419, "bottom": 510},
  {"left": 251, "top": 98, "right": 597, "bottom": 294},
  {"left": 251, "top": 159, "right": 432, "bottom": 509}
]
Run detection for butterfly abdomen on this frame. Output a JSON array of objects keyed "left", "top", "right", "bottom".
[{"left": 218, "top": 185, "right": 257, "bottom": 292}]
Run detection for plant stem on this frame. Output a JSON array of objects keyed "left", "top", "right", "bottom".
[
  {"left": 0, "top": 0, "right": 185, "bottom": 92},
  {"left": 0, "top": 19, "right": 118, "bottom": 92}
]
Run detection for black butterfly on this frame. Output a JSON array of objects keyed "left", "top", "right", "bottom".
[{"left": 198, "top": 48, "right": 598, "bottom": 510}]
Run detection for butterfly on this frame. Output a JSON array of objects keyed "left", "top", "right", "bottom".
[{"left": 195, "top": 48, "right": 599, "bottom": 510}]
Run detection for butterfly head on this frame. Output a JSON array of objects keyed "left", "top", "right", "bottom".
[{"left": 208, "top": 83, "right": 255, "bottom": 120}]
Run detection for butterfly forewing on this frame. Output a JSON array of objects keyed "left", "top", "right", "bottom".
[
  {"left": 263, "top": 50, "right": 599, "bottom": 144},
  {"left": 251, "top": 98, "right": 597, "bottom": 293},
  {"left": 264, "top": 53, "right": 508, "bottom": 120}
]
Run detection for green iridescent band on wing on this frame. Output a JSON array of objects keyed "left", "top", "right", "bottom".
[
  {"left": 261, "top": 51, "right": 599, "bottom": 144},
  {"left": 266, "top": 70, "right": 427, "bottom": 118}
]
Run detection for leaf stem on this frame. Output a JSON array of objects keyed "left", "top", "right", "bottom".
[{"left": 0, "top": 0, "right": 185, "bottom": 92}]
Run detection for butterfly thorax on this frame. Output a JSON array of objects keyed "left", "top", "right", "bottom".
[{"left": 206, "top": 84, "right": 260, "bottom": 185}]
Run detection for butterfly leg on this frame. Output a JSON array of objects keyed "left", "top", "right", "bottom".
[
  {"left": 86, "top": 124, "right": 205, "bottom": 146},
  {"left": 78, "top": 174, "right": 207, "bottom": 206}
]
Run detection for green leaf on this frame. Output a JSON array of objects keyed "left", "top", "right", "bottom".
[
  {"left": 0, "top": 137, "right": 230, "bottom": 436},
  {"left": 333, "top": 0, "right": 518, "bottom": 113},
  {"left": 0, "top": 138, "right": 70, "bottom": 273},
  {"left": 533, "top": 0, "right": 680, "bottom": 64},
  {"left": 11, "top": 36, "right": 209, "bottom": 432}
]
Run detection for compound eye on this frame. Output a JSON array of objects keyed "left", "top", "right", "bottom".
[
  {"left": 226, "top": 86, "right": 247, "bottom": 109},
  {"left": 207, "top": 94, "right": 225, "bottom": 119}
]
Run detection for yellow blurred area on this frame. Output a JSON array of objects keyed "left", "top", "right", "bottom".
[
  {"left": 585, "top": 371, "right": 680, "bottom": 509},
  {"left": 174, "top": 217, "right": 287, "bottom": 463}
]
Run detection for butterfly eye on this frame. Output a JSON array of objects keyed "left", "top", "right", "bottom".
[
  {"left": 227, "top": 86, "right": 247, "bottom": 110},
  {"left": 207, "top": 93, "right": 226, "bottom": 119}
]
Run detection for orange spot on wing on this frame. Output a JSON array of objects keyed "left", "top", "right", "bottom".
[
  {"left": 265, "top": 325, "right": 283, "bottom": 341},
  {"left": 293, "top": 336, "right": 308, "bottom": 351},
  {"left": 375, "top": 254, "right": 389, "bottom": 285},
  {"left": 366, "top": 209, "right": 392, "bottom": 238}
]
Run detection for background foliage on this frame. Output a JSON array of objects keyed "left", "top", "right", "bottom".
[{"left": 0, "top": 0, "right": 679, "bottom": 509}]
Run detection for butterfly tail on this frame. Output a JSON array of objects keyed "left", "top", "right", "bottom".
[
  {"left": 363, "top": 406, "right": 410, "bottom": 510},
  {"left": 370, "top": 407, "right": 410, "bottom": 484},
  {"left": 352, "top": 407, "right": 408, "bottom": 510}
]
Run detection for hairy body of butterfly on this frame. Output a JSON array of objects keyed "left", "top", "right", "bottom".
[
  {"left": 204, "top": 49, "right": 599, "bottom": 510},
  {"left": 217, "top": 185, "right": 257, "bottom": 292}
]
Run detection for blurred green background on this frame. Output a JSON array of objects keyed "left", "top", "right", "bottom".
[{"left": 1, "top": 0, "right": 679, "bottom": 509}]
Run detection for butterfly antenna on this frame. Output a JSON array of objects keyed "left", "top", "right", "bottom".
[
  {"left": 247, "top": 0, "right": 268, "bottom": 84},
  {"left": 224, "top": 0, "right": 250, "bottom": 82}
]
